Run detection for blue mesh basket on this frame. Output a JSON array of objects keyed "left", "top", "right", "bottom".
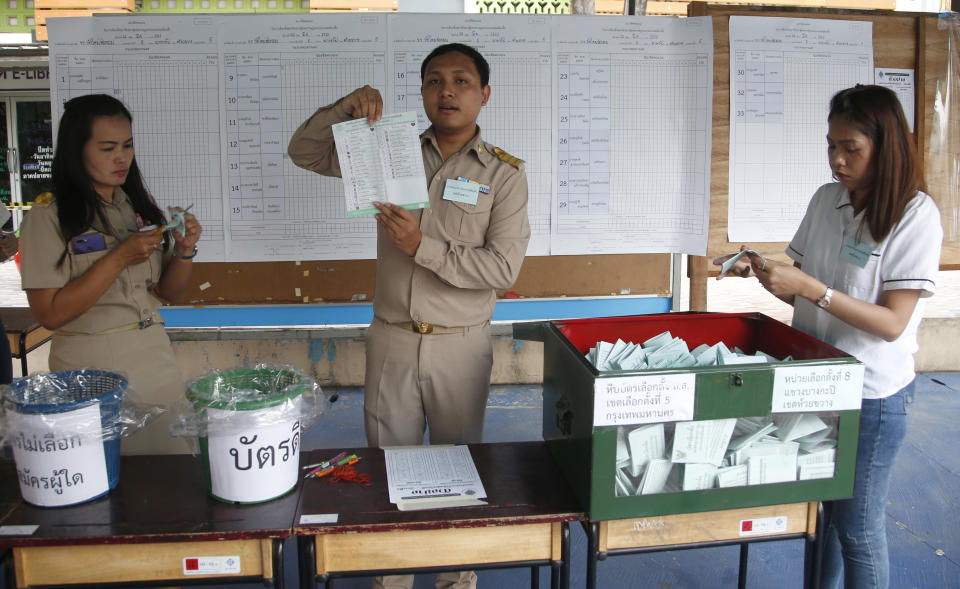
[{"left": 4, "top": 370, "right": 127, "bottom": 496}]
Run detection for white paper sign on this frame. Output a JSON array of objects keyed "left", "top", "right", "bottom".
[
  {"left": 771, "top": 364, "right": 864, "bottom": 413},
  {"left": 875, "top": 68, "right": 915, "bottom": 132},
  {"left": 206, "top": 399, "right": 302, "bottom": 503},
  {"left": 593, "top": 375, "right": 696, "bottom": 427},
  {"left": 8, "top": 403, "right": 110, "bottom": 507}
]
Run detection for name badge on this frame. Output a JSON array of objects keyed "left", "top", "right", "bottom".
[
  {"left": 840, "top": 236, "right": 874, "bottom": 268},
  {"left": 442, "top": 178, "right": 480, "bottom": 206}
]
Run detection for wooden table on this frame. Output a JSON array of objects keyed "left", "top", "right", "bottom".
[
  {"left": 0, "top": 454, "right": 297, "bottom": 588},
  {"left": 294, "top": 441, "right": 582, "bottom": 589},
  {"left": 585, "top": 502, "right": 823, "bottom": 589},
  {"left": 0, "top": 307, "right": 52, "bottom": 376}
]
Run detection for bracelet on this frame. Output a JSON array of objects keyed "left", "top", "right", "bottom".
[{"left": 177, "top": 246, "right": 198, "bottom": 260}]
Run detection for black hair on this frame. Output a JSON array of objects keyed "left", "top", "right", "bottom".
[
  {"left": 420, "top": 43, "right": 490, "bottom": 87},
  {"left": 52, "top": 94, "right": 167, "bottom": 265}
]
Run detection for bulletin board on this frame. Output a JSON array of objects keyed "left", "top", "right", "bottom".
[
  {"left": 182, "top": 254, "right": 672, "bottom": 305},
  {"left": 689, "top": 2, "right": 960, "bottom": 271}
]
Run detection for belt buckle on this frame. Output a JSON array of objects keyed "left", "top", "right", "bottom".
[
  {"left": 414, "top": 321, "right": 433, "bottom": 335},
  {"left": 138, "top": 317, "right": 154, "bottom": 329}
]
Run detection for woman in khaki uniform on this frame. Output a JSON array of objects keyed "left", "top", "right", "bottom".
[{"left": 19, "top": 94, "right": 202, "bottom": 454}]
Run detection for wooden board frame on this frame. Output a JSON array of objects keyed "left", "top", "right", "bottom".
[{"left": 688, "top": 2, "right": 960, "bottom": 272}]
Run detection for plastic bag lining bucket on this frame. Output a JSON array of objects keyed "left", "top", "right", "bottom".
[
  {"left": 187, "top": 368, "right": 309, "bottom": 504},
  {"left": 4, "top": 370, "right": 126, "bottom": 507}
]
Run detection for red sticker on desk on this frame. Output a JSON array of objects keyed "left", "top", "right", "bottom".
[
  {"left": 739, "top": 516, "right": 787, "bottom": 537},
  {"left": 182, "top": 556, "right": 241, "bottom": 575}
]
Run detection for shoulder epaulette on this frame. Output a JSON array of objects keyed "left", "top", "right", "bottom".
[
  {"left": 32, "top": 192, "right": 53, "bottom": 207},
  {"left": 492, "top": 146, "right": 523, "bottom": 168}
]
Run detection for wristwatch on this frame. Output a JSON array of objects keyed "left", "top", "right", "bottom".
[
  {"left": 177, "top": 246, "right": 198, "bottom": 260},
  {"left": 816, "top": 286, "right": 834, "bottom": 309}
]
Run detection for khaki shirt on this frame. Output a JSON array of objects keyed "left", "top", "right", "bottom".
[
  {"left": 19, "top": 188, "right": 165, "bottom": 334},
  {"left": 288, "top": 102, "right": 530, "bottom": 327}
]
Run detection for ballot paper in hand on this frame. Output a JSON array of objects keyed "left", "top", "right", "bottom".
[
  {"left": 332, "top": 112, "right": 429, "bottom": 217},
  {"left": 383, "top": 445, "right": 487, "bottom": 511},
  {"left": 719, "top": 249, "right": 764, "bottom": 276}
]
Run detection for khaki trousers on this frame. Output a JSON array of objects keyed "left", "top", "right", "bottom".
[
  {"left": 363, "top": 318, "right": 492, "bottom": 447},
  {"left": 49, "top": 324, "right": 190, "bottom": 455},
  {"left": 364, "top": 318, "right": 492, "bottom": 589}
]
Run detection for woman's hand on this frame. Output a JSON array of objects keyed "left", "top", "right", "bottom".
[
  {"left": 751, "top": 257, "right": 820, "bottom": 302},
  {"left": 712, "top": 245, "right": 755, "bottom": 279},
  {"left": 112, "top": 229, "right": 163, "bottom": 267},
  {"left": 169, "top": 208, "right": 202, "bottom": 257}
]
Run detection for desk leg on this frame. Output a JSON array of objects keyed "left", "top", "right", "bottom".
[
  {"left": 271, "top": 538, "right": 284, "bottom": 589},
  {"left": 738, "top": 543, "right": 749, "bottom": 589},
  {"left": 18, "top": 332, "right": 27, "bottom": 376},
  {"left": 298, "top": 535, "right": 316, "bottom": 589},
  {"left": 531, "top": 565, "right": 539, "bottom": 589},
  {"left": 558, "top": 521, "right": 570, "bottom": 589},
  {"left": 585, "top": 521, "right": 599, "bottom": 589},
  {"left": 804, "top": 502, "right": 825, "bottom": 589}
]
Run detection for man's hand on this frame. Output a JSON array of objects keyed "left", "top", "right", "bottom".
[
  {"left": 341, "top": 85, "right": 383, "bottom": 125},
  {"left": 374, "top": 201, "right": 421, "bottom": 257}
]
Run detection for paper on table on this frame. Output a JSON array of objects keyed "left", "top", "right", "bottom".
[
  {"left": 383, "top": 445, "right": 487, "bottom": 510},
  {"left": 333, "top": 112, "right": 429, "bottom": 217}
]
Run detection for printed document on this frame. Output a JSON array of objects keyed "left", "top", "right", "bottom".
[
  {"left": 383, "top": 445, "right": 487, "bottom": 511},
  {"left": 333, "top": 112, "right": 429, "bottom": 217}
]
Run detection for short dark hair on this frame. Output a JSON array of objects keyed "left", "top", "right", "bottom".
[
  {"left": 420, "top": 43, "right": 490, "bottom": 87},
  {"left": 52, "top": 94, "right": 167, "bottom": 264},
  {"left": 828, "top": 84, "right": 924, "bottom": 243}
]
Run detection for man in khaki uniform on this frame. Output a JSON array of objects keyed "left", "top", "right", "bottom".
[{"left": 289, "top": 43, "right": 529, "bottom": 589}]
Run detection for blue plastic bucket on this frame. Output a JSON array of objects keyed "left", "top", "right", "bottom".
[{"left": 3, "top": 370, "right": 126, "bottom": 507}]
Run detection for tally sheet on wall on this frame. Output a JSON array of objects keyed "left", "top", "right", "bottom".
[
  {"left": 47, "top": 13, "right": 714, "bottom": 262},
  {"left": 727, "top": 16, "right": 874, "bottom": 243}
]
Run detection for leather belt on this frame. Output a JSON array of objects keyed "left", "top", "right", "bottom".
[
  {"left": 390, "top": 321, "right": 466, "bottom": 335},
  {"left": 56, "top": 315, "right": 164, "bottom": 337}
]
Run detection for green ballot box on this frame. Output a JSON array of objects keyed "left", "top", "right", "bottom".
[{"left": 514, "top": 312, "right": 863, "bottom": 521}]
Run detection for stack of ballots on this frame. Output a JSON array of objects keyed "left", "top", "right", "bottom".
[
  {"left": 613, "top": 413, "right": 838, "bottom": 497},
  {"left": 592, "top": 331, "right": 836, "bottom": 497},
  {"left": 586, "top": 330, "right": 792, "bottom": 372}
]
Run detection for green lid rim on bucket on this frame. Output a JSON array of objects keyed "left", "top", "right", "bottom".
[{"left": 186, "top": 368, "right": 310, "bottom": 412}]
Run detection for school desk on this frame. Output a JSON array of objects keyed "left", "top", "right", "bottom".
[
  {"left": 294, "top": 441, "right": 582, "bottom": 589},
  {"left": 0, "top": 454, "right": 296, "bottom": 588},
  {"left": 584, "top": 502, "right": 823, "bottom": 589},
  {"left": 0, "top": 307, "right": 52, "bottom": 377}
]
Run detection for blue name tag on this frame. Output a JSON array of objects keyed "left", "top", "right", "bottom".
[
  {"left": 442, "top": 178, "right": 480, "bottom": 205},
  {"left": 840, "top": 236, "right": 874, "bottom": 268},
  {"left": 70, "top": 233, "right": 107, "bottom": 254}
]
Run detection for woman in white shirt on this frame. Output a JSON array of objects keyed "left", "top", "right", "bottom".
[{"left": 716, "top": 85, "right": 942, "bottom": 589}]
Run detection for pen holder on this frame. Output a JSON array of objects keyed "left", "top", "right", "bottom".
[{"left": 187, "top": 367, "right": 312, "bottom": 504}]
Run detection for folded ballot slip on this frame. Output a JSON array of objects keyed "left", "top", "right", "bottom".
[{"left": 719, "top": 249, "right": 764, "bottom": 276}]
